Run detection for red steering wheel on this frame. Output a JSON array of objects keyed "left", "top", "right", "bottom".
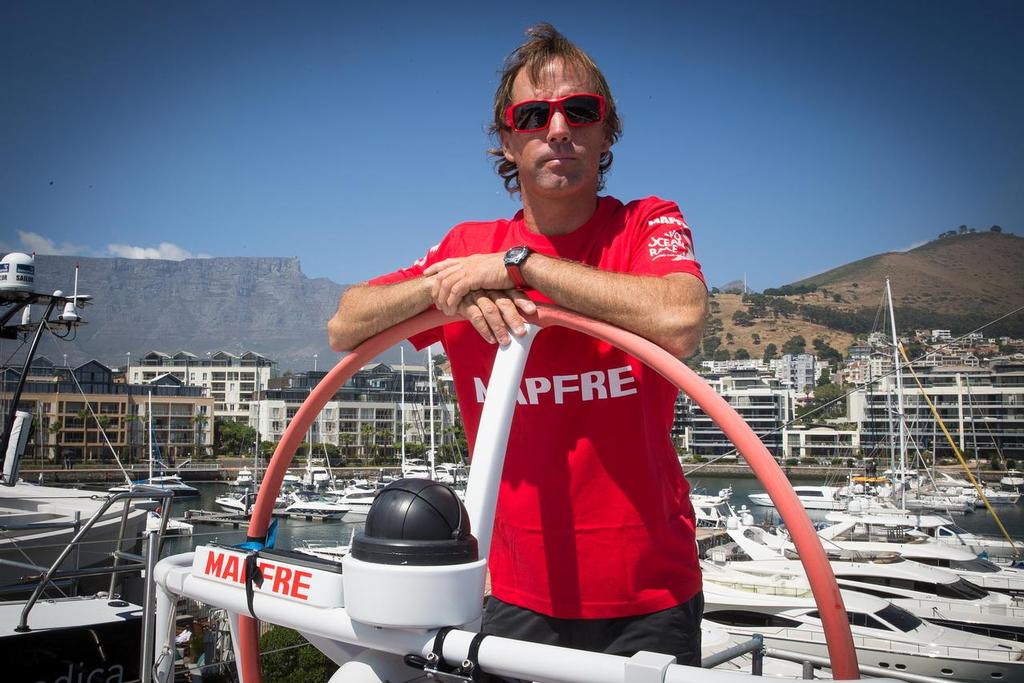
[{"left": 237, "top": 306, "right": 860, "bottom": 681}]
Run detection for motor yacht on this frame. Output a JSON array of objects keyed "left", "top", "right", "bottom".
[
  {"left": 401, "top": 458, "right": 432, "bottom": 479},
  {"left": 709, "top": 522, "right": 1024, "bottom": 643},
  {"left": 109, "top": 474, "right": 199, "bottom": 497},
  {"left": 748, "top": 485, "right": 846, "bottom": 511},
  {"left": 326, "top": 488, "right": 377, "bottom": 518},
  {"left": 283, "top": 490, "right": 349, "bottom": 520},
  {"left": 233, "top": 467, "right": 255, "bottom": 486},
  {"left": 1000, "top": 470, "right": 1024, "bottom": 493},
  {"left": 692, "top": 488, "right": 735, "bottom": 528},
  {"left": 823, "top": 510, "right": 1020, "bottom": 563},
  {"left": 702, "top": 566, "right": 1024, "bottom": 682}
]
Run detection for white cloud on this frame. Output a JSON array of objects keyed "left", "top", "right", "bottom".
[
  {"left": 105, "top": 242, "right": 209, "bottom": 260},
  {"left": 15, "top": 230, "right": 91, "bottom": 256}
]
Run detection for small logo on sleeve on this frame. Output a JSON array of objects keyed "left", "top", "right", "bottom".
[
  {"left": 412, "top": 243, "right": 441, "bottom": 268},
  {"left": 647, "top": 217, "right": 694, "bottom": 262}
]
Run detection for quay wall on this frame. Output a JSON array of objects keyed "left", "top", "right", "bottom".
[{"left": 21, "top": 463, "right": 995, "bottom": 486}]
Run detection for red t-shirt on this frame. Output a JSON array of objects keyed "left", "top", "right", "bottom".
[{"left": 368, "top": 195, "right": 704, "bottom": 618}]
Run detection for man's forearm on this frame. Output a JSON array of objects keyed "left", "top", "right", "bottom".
[
  {"left": 327, "top": 278, "right": 434, "bottom": 352},
  {"left": 521, "top": 254, "right": 707, "bottom": 357}
]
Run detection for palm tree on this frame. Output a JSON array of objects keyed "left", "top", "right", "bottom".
[
  {"left": 47, "top": 420, "right": 62, "bottom": 463},
  {"left": 360, "top": 423, "right": 376, "bottom": 464},
  {"left": 192, "top": 413, "right": 210, "bottom": 459}
]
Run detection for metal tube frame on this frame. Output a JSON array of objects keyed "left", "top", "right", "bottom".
[{"left": 15, "top": 488, "right": 172, "bottom": 632}]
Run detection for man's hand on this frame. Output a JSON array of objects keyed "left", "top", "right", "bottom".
[
  {"left": 453, "top": 289, "right": 536, "bottom": 345},
  {"left": 424, "top": 254, "right": 515, "bottom": 315}
]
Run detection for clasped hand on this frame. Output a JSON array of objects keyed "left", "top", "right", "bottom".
[{"left": 424, "top": 253, "right": 536, "bottom": 345}]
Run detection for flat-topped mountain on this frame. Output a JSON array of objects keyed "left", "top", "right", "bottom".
[{"left": 28, "top": 255, "right": 347, "bottom": 370}]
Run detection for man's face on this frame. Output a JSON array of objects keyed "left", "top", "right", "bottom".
[{"left": 500, "top": 59, "right": 611, "bottom": 200}]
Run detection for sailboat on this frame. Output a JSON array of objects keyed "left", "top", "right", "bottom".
[{"left": 109, "top": 392, "right": 199, "bottom": 497}]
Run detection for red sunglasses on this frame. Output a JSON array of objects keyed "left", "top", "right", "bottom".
[{"left": 504, "top": 93, "right": 606, "bottom": 133}]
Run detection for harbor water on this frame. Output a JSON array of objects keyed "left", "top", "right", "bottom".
[{"left": 159, "top": 475, "right": 1024, "bottom": 561}]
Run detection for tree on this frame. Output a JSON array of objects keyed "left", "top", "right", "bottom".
[
  {"left": 214, "top": 419, "right": 257, "bottom": 456},
  {"left": 712, "top": 349, "right": 731, "bottom": 361},
  {"left": 703, "top": 336, "right": 722, "bottom": 354},
  {"left": 725, "top": 332, "right": 734, "bottom": 344},
  {"left": 990, "top": 225, "right": 1002, "bottom": 233},
  {"left": 751, "top": 333, "right": 761, "bottom": 345},
  {"left": 734, "top": 348, "right": 750, "bottom": 360},
  {"left": 782, "top": 335, "right": 806, "bottom": 355},
  {"left": 258, "top": 628, "right": 332, "bottom": 683},
  {"left": 763, "top": 343, "right": 778, "bottom": 362}
]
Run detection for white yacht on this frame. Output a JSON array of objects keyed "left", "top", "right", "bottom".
[
  {"left": 710, "top": 525, "right": 1024, "bottom": 643},
  {"left": 822, "top": 510, "right": 1021, "bottom": 563},
  {"left": 283, "top": 491, "right": 350, "bottom": 520},
  {"left": 0, "top": 482, "right": 147, "bottom": 591},
  {"left": 302, "top": 460, "right": 333, "bottom": 488},
  {"left": 702, "top": 567, "right": 1024, "bottom": 682},
  {"left": 748, "top": 485, "right": 846, "bottom": 511},
  {"left": 1000, "top": 470, "right": 1024, "bottom": 493},
  {"left": 214, "top": 489, "right": 289, "bottom": 514},
  {"left": 108, "top": 474, "right": 199, "bottom": 497},
  {"left": 692, "top": 488, "right": 735, "bottom": 528},
  {"left": 327, "top": 488, "right": 377, "bottom": 518},
  {"left": 233, "top": 467, "right": 255, "bottom": 486},
  {"left": 402, "top": 458, "right": 432, "bottom": 479}
]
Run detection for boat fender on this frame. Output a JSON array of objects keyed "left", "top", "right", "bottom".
[{"left": 405, "top": 626, "right": 492, "bottom": 682}]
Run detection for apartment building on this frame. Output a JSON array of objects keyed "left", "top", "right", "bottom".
[
  {"left": 848, "top": 362, "right": 1024, "bottom": 461},
  {"left": 775, "top": 353, "right": 817, "bottom": 395},
  {"left": 675, "top": 368, "right": 794, "bottom": 458},
  {"left": 1, "top": 356, "right": 213, "bottom": 464},
  {"left": 128, "top": 350, "right": 274, "bottom": 422},
  {"left": 782, "top": 425, "right": 860, "bottom": 462},
  {"left": 250, "top": 362, "right": 458, "bottom": 460}
]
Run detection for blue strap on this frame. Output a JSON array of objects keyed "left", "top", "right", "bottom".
[{"left": 234, "top": 518, "right": 278, "bottom": 552}]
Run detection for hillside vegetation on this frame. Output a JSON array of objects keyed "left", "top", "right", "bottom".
[{"left": 701, "top": 231, "right": 1024, "bottom": 363}]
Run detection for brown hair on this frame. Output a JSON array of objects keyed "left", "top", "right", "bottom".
[{"left": 489, "top": 23, "right": 622, "bottom": 194}]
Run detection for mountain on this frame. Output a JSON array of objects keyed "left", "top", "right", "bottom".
[
  {"left": 702, "top": 231, "right": 1024, "bottom": 362},
  {"left": 717, "top": 279, "right": 751, "bottom": 294},
  {"left": 785, "top": 231, "right": 1024, "bottom": 315},
  {"left": 27, "top": 255, "right": 349, "bottom": 370}
]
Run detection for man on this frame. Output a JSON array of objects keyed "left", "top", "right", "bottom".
[{"left": 328, "top": 24, "right": 707, "bottom": 665}]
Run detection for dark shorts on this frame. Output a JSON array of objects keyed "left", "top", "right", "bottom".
[{"left": 481, "top": 591, "right": 704, "bottom": 670}]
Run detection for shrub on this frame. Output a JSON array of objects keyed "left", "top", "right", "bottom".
[{"left": 259, "top": 627, "right": 333, "bottom": 683}]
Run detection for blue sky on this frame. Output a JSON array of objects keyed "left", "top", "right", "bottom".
[{"left": 2, "top": 1, "right": 1021, "bottom": 291}]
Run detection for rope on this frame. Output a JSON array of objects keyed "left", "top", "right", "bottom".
[{"left": 897, "top": 343, "right": 1019, "bottom": 557}]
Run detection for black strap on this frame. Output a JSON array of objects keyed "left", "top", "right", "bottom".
[
  {"left": 244, "top": 551, "right": 264, "bottom": 619},
  {"left": 404, "top": 626, "right": 494, "bottom": 681},
  {"left": 462, "top": 632, "right": 490, "bottom": 682}
]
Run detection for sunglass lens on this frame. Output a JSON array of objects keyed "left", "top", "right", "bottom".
[
  {"left": 563, "top": 95, "right": 602, "bottom": 125},
  {"left": 513, "top": 102, "right": 551, "bottom": 131}
]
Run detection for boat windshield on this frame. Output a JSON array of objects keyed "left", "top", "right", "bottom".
[
  {"left": 876, "top": 604, "right": 923, "bottom": 632},
  {"left": 953, "top": 557, "right": 1001, "bottom": 573},
  {"left": 939, "top": 578, "right": 989, "bottom": 600}
]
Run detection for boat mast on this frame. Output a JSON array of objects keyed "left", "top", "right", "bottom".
[
  {"left": 400, "top": 346, "right": 406, "bottom": 465},
  {"left": 428, "top": 346, "right": 435, "bottom": 479},
  {"left": 147, "top": 390, "right": 153, "bottom": 483},
  {"left": 885, "top": 278, "right": 908, "bottom": 508}
]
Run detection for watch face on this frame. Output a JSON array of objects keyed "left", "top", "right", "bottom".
[{"left": 505, "top": 246, "right": 529, "bottom": 266}]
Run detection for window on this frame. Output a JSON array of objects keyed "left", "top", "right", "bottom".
[
  {"left": 875, "top": 605, "right": 922, "bottom": 632},
  {"left": 809, "top": 610, "right": 889, "bottom": 631},
  {"left": 705, "top": 610, "right": 802, "bottom": 628}
]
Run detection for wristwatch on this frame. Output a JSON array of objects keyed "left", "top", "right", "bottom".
[{"left": 503, "top": 245, "right": 532, "bottom": 290}]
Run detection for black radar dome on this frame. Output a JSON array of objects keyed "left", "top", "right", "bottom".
[{"left": 351, "top": 478, "right": 478, "bottom": 566}]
